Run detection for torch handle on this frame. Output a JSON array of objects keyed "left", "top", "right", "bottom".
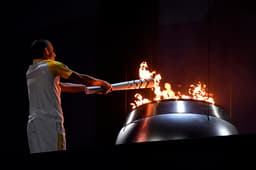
[{"left": 86, "top": 78, "right": 154, "bottom": 94}]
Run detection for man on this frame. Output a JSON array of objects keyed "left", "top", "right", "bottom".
[{"left": 26, "top": 39, "right": 112, "bottom": 154}]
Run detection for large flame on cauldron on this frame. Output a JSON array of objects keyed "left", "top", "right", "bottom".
[{"left": 130, "top": 61, "right": 215, "bottom": 109}]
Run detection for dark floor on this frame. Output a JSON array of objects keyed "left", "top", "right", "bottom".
[{"left": 7, "top": 134, "right": 255, "bottom": 169}]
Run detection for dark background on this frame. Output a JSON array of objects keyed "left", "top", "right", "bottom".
[{"left": 2, "top": 0, "right": 256, "bottom": 154}]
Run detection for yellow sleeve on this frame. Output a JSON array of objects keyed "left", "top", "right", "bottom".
[{"left": 45, "top": 60, "right": 73, "bottom": 79}]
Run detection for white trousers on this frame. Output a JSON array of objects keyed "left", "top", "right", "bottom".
[{"left": 27, "top": 117, "right": 66, "bottom": 154}]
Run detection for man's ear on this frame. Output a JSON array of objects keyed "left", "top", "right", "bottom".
[{"left": 44, "top": 47, "right": 50, "bottom": 56}]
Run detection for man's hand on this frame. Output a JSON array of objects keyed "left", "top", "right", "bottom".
[
  {"left": 98, "top": 81, "right": 112, "bottom": 94},
  {"left": 84, "top": 86, "right": 89, "bottom": 94}
]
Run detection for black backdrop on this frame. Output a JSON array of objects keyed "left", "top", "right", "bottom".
[{"left": 2, "top": 0, "right": 256, "bottom": 154}]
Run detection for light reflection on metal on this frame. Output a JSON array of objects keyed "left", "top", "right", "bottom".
[
  {"left": 176, "top": 101, "right": 185, "bottom": 113},
  {"left": 217, "top": 125, "right": 231, "bottom": 136},
  {"left": 211, "top": 104, "right": 221, "bottom": 119},
  {"left": 126, "top": 110, "right": 136, "bottom": 125}
]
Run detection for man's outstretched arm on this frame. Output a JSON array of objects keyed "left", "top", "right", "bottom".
[
  {"left": 65, "top": 71, "right": 112, "bottom": 94},
  {"left": 59, "top": 82, "right": 87, "bottom": 93}
]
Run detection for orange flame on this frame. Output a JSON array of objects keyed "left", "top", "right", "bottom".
[
  {"left": 130, "top": 93, "right": 151, "bottom": 109},
  {"left": 139, "top": 61, "right": 156, "bottom": 79},
  {"left": 130, "top": 61, "right": 215, "bottom": 109}
]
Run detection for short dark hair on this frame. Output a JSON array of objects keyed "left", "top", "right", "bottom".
[{"left": 29, "top": 39, "right": 52, "bottom": 59}]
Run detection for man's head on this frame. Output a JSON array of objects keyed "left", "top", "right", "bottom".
[{"left": 30, "top": 39, "right": 56, "bottom": 60}]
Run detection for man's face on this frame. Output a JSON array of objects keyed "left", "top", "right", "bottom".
[{"left": 45, "top": 43, "right": 56, "bottom": 60}]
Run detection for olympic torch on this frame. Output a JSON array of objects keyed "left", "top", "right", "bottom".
[{"left": 86, "top": 78, "right": 155, "bottom": 94}]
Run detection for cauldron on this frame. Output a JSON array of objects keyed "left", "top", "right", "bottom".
[{"left": 116, "top": 99, "right": 239, "bottom": 144}]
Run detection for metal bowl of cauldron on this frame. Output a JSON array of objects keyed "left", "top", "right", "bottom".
[{"left": 116, "top": 99, "right": 239, "bottom": 144}]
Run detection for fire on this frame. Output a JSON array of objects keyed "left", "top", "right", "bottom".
[
  {"left": 139, "top": 61, "right": 156, "bottom": 79},
  {"left": 130, "top": 61, "right": 215, "bottom": 109},
  {"left": 130, "top": 93, "right": 151, "bottom": 109}
]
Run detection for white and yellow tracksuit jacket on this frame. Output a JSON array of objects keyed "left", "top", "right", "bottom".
[{"left": 26, "top": 59, "right": 72, "bottom": 153}]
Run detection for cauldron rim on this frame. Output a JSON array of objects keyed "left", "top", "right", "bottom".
[
  {"left": 132, "top": 98, "right": 225, "bottom": 110},
  {"left": 126, "top": 99, "right": 230, "bottom": 125}
]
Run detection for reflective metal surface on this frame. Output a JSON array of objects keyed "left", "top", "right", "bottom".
[{"left": 116, "top": 99, "right": 239, "bottom": 144}]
